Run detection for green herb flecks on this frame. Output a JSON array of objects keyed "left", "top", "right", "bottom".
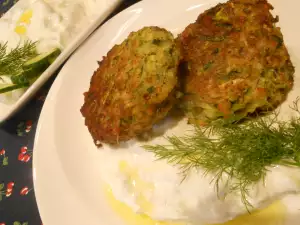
[
  {"left": 227, "top": 69, "right": 241, "bottom": 78},
  {"left": 200, "top": 35, "right": 225, "bottom": 42},
  {"left": 271, "top": 35, "right": 283, "bottom": 49},
  {"left": 0, "top": 41, "right": 38, "bottom": 76},
  {"left": 147, "top": 86, "right": 155, "bottom": 93},
  {"left": 143, "top": 98, "right": 300, "bottom": 210},
  {"left": 203, "top": 61, "right": 214, "bottom": 71},
  {"left": 152, "top": 39, "right": 162, "bottom": 45}
]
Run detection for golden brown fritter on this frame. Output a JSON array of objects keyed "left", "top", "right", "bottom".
[
  {"left": 81, "top": 26, "right": 181, "bottom": 146},
  {"left": 178, "top": 0, "right": 295, "bottom": 125}
]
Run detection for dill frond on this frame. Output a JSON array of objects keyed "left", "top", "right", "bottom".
[
  {"left": 0, "top": 41, "right": 38, "bottom": 76},
  {"left": 143, "top": 98, "right": 300, "bottom": 210}
]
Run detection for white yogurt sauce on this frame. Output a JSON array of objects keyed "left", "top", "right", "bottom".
[
  {"left": 97, "top": 118, "right": 300, "bottom": 225},
  {"left": 0, "top": 0, "right": 109, "bottom": 51}
]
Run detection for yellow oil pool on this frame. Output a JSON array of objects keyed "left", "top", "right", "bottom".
[
  {"left": 118, "top": 161, "right": 155, "bottom": 214},
  {"left": 105, "top": 186, "right": 184, "bottom": 225},
  {"left": 213, "top": 201, "right": 285, "bottom": 225},
  {"left": 14, "top": 9, "right": 33, "bottom": 35}
]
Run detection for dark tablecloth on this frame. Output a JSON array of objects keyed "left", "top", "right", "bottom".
[{"left": 0, "top": 0, "right": 140, "bottom": 224}]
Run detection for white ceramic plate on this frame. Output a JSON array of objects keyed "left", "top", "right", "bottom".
[
  {"left": 33, "top": 0, "right": 300, "bottom": 224},
  {"left": 0, "top": 0, "right": 121, "bottom": 122}
]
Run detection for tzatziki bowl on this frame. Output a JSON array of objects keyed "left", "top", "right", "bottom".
[{"left": 0, "top": 0, "right": 121, "bottom": 122}]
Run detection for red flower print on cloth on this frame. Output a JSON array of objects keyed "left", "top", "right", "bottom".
[
  {"left": 20, "top": 186, "right": 31, "bottom": 196},
  {"left": 17, "top": 120, "right": 33, "bottom": 136},
  {"left": 25, "top": 120, "right": 33, "bottom": 132},
  {"left": 0, "top": 182, "right": 15, "bottom": 200},
  {"left": 18, "top": 146, "right": 32, "bottom": 163},
  {"left": 6, "top": 182, "right": 15, "bottom": 197},
  {"left": 0, "top": 148, "right": 8, "bottom": 166}
]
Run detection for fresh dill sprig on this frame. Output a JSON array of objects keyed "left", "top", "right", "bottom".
[
  {"left": 0, "top": 41, "right": 38, "bottom": 76},
  {"left": 143, "top": 98, "right": 300, "bottom": 210}
]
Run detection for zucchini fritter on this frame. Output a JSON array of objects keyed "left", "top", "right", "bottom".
[
  {"left": 179, "top": 0, "right": 295, "bottom": 124},
  {"left": 81, "top": 26, "right": 181, "bottom": 146}
]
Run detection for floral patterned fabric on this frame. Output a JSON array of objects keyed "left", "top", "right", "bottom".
[{"left": 0, "top": 0, "right": 139, "bottom": 224}]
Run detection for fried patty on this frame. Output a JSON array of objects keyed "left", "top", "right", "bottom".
[
  {"left": 178, "top": 0, "right": 295, "bottom": 124},
  {"left": 81, "top": 26, "right": 181, "bottom": 146}
]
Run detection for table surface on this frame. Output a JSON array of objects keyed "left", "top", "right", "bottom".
[{"left": 0, "top": 0, "right": 139, "bottom": 224}]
